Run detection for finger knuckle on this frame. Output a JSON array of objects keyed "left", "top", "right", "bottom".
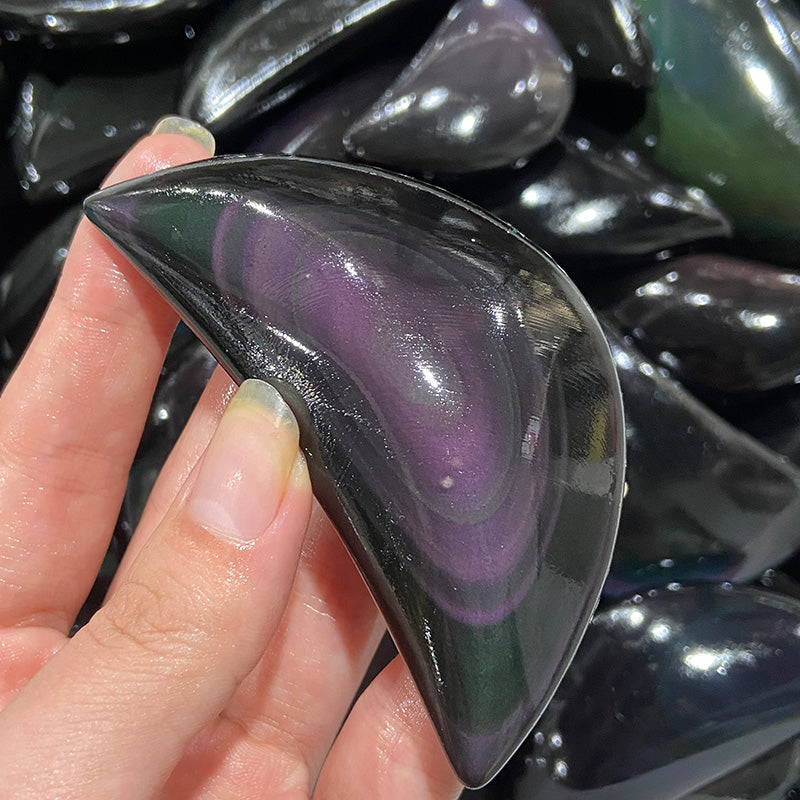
[{"left": 91, "top": 569, "right": 207, "bottom": 666}]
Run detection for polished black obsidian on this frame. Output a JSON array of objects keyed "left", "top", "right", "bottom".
[
  {"left": 0, "top": 0, "right": 219, "bottom": 41},
  {"left": 455, "top": 131, "right": 731, "bottom": 267},
  {"left": 0, "top": 206, "right": 81, "bottom": 373},
  {"left": 246, "top": 60, "right": 404, "bottom": 160},
  {"left": 725, "top": 388, "right": 800, "bottom": 469},
  {"left": 84, "top": 155, "right": 625, "bottom": 787},
  {"left": 533, "top": 0, "right": 654, "bottom": 87},
  {"left": 470, "top": 585, "right": 800, "bottom": 800},
  {"left": 343, "top": 0, "right": 574, "bottom": 173},
  {"left": 606, "top": 254, "right": 800, "bottom": 396},
  {"left": 683, "top": 736, "right": 800, "bottom": 800},
  {"left": 179, "top": 0, "right": 447, "bottom": 136},
  {"left": 11, "top": 69, "right": 179, "bottom": 203},
  {"left": 603, "top": 323, "right": 800, "bottom": 597}
]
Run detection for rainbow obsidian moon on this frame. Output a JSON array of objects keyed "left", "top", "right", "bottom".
[{"left": 84, "top": 155, "right": 624, "bottom": 787}]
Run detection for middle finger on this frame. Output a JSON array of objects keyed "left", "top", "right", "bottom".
[{"left": 116, "top": 365, "right": 386, "bottom": 795}]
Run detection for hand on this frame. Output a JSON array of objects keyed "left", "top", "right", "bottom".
[{"left": 0, "top": 122, "right": 463, "bottom": 800}]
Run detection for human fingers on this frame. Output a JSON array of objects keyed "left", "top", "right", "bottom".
[
  {"left": 0, "top": 380, "right": 312, "bottom": 800},
  {"left": 112, "top": 365, "right": 387, "bottom": 796},
  {"left": 108, "top": 364, "right": 237, "bottom": 594},
  {"left": 314, "top": 656, "right": 463, "bottom": 800},
  {"left": 0, "top": 120, "right": 214, "bottom": 633},
  {"left": 162, "top": 504, "right": 386, "bottom": 798}
]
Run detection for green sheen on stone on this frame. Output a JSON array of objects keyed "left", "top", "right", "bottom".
[{"left": 629, "top": 0, "right": 800, "bottom": 265}]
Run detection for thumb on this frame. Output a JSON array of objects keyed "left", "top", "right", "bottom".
[{"left": 0, "top": 380, "right": 312, "bottom": 800}]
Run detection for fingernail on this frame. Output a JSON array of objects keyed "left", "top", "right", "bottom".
[
  {"left": 150, "top": 115, "right": 216, "bottom": 155},
  {"left": 187, "top": 380, "right": 300, "bottom": 543}
]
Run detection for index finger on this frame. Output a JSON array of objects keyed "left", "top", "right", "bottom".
[{"left": 0, "top": 120, "right": 215, "bottom": 633}]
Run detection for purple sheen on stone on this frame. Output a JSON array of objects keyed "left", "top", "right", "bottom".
[
  {"left": 450, "top": 130, "right": 732, "bottom": 268},
  {"left": 84, "top": 155, "right": 624, "bottom": 787},
  {"left": 606, "top": 253, "right": 800, "bottom": 396},
  {"left": 603, "top": 322, "right": 800, "bottom": 598},
  {"left": 179, "top": 0, "right": 448, "bottom": 136},
  {"left": 343, "top": 0, "right": 574, "bottom": 174},
  {"left": 245, "top": 59, "right": 405, "bottom": 160},
  {"left": 467, "top": 585, "right": 800, "bottom": 800}
]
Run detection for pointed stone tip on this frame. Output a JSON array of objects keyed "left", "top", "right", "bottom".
[
  {"left": 82, "top": 185, "right": 133, "bottom": 243},
  {"left": 83, "top": 186, "right": 113, "bottom": 223},
  {"left": 444, "top": 724, "right": 528, "bottom": 789}
]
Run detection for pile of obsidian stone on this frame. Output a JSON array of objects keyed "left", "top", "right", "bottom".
[{"left": 2, "top": 1, "right": 800, "bottom": 797}]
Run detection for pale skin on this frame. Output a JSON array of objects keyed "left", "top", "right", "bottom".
[{"left": 0, "top": 131, "right": 463, "bottom": 799}]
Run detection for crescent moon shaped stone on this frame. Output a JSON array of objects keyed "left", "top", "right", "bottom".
[
  {"left": 468, "top": 585, "right": 800, "bottom": 800},
  {"left": 628, "top": 0, "right": 800, "bottom": 265},
  {"left": 343, "top": 0, "right": 574, "bottom": 173},
  {"left": 84, "top": 155, "right": 625, "bottom": 787},
  {"left": 179, "top": 0, "right": 448, "bottom": 136},
  {"left": 603, "top": 322, "right": 800, "bottom": 597}
]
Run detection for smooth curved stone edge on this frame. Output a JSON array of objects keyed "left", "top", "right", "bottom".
[{"left": 84, "top": 154, "right": 625, "bottom": 787}]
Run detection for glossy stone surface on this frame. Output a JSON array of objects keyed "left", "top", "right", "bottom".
[
  {"left": 0, "top": 0, "right": 218, "bottom": 40},
  {"left": 470, "top": 585, "right": 800, "bottom": 800},
  {"left": 534, "top": 0, "right": 654, "bottom": 87},
  {"left": 725, "top": 388, "right": 800, "bottom": 468},
  {"left": 11, "top": 69, "right": 179, "bottom": 203},
  {"left": 0, "top": 206, "right": 81, "bottom": 373},
  {"left": 84, "top": 155, "right": 625, "bottom": 787},
  {"left": 179, "top": 0, "right": 444, "bottom": 136},
  {"left": 685, "top": 736, "right": 800, "bottom": 800},
  {"left": 343, "top": 0, "right": 574, "bottom": 173},
  {"left": 455, "top": 130, "right": 731, "bottom": 268},
  {"left": 246, "top": 60, "right": 404, "bottom": 160},
  {"left": 606, "top": 254, "right": 800, "bottom": 396},
  {"left": 630, "top": 0, "right": 800, "bottom": 265},
  {"left": 603, "top": 323, "right": 800, "bottom": 596}
]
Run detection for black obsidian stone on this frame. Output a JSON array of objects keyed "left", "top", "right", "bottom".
[
  {"left": 606, "top": 253, "right": 800, "bottom": 397},
  {"left": 10, "top": 69, "right": 179, "bottom": 204},
  {"left": 603, "top": 323, "right": 800, "bottom": 597},
  {"left": 343, "top": 0, "right": 574, "bottom": 173},
  {"left": 246, "top": 59, "right": 404, "bottom": 161},
  {"left": 179, "top": 0, "right": 449, "bottom": 137},
  {"left": 84, "top": 155, "right": 625, "bottom": 787},
  {"left": 725, "top": 388, "right": 800, "bottom": 469},
  {"left": 469, "top": 585, "right": 800, "bottom": 800},
  {"left": 453, "top": 131, "right": 731, "bottom": 268},
  {"left": 533, "top": 0, "right": 654, "bottom": 87}
]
